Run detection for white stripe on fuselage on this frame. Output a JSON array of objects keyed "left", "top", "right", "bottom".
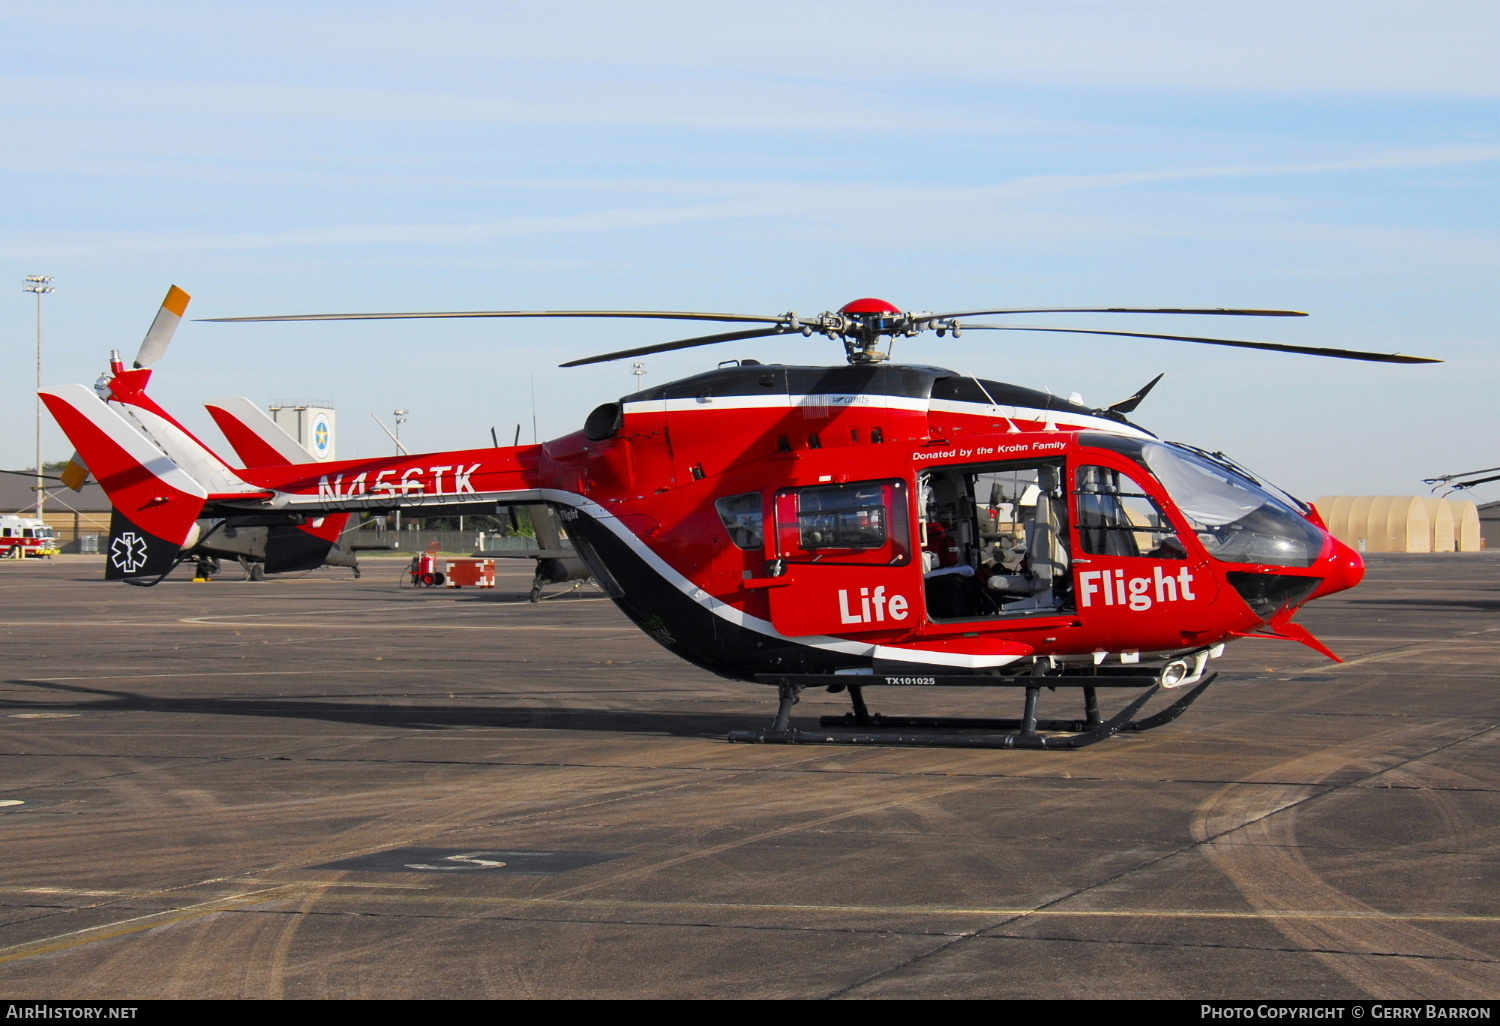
[
  {"left": 622, "top": 392, "right": 1155, "bottom": 439},
  {"left": 623, "top": 393, "right": 931, "bottom": 416},
  {"left": 926, "top": 399, "right": 1155, "bottom": 438}
]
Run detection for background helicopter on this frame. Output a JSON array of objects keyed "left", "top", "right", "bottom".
[
  {"left": 480, "top": 504, "right": 594, "bottom": 603},
  {"left": 41, "top": 294, "right": 1437, "bottom": 749},
  {"left": 1425, "top": 465, "right": 1500, "bottom": 498}
]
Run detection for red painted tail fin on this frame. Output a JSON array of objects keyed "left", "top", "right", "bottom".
[
  {"left": 41, "top": 385, "right": 210, "bottom": 581},
  {"left": 204, "top": 396, "right": 315, "bottom": 467},
  {"left": 203, "top": 397, "right": 358, "bottom": 571}
]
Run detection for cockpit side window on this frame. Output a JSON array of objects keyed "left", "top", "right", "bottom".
[
  {"left": 715, "top": 492, "right": 764, "bottom": 551},
  {"left": 1075, "top": 465, "right": 1186, "bottom": 559}
]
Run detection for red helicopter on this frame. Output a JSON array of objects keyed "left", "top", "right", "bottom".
[{"left": 40, "top": 294, "right": 1438, "bottom": 749}]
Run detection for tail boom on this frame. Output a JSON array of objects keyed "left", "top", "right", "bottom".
[{"left": 231, "top": 445, "right": 547, "bottom": 514}]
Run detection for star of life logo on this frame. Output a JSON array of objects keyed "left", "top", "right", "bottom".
[{"left": 110, "top": 531, "right": 149, "bottom": 574}]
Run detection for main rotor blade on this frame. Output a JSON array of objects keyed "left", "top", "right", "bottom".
[
  {"left": 923, "top": 307, "right": 1307, "bottom": 322},
  {"left": 560, "top": 327, "right": 794, "bottom": 368},
  {"left": 134, "top": 285, "right": 191, "bottom": 367},
  {"left": 201, "top": 309, "right": 789, "bottom": 326},
  {"left": 956, "top": 324, "right": 1440, "bottom": 364}
]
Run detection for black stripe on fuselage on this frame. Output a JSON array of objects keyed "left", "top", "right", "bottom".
[
  {"left": 561, "top": 508, "right": 866, "bottom": 683},
  {"left": 619, "top": 363, "right": 1104, "bottom": 420}
]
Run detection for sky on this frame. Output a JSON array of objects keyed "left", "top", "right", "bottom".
[{"left": 2, "top": 0, "right": 1497, "bottom": 500}]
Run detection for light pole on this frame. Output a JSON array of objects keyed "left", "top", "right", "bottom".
[
  {"left": 632, "top": 361, "right": 647, "bottom": 391},
  {"left": 23, "top": 276, "right": 55, "bottom": 520},
  {"left": 393, "top": 410, "right": 408, "bottom": 531}
]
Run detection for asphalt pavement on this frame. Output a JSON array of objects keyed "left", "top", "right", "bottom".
[{"left": 1, "top": 553, "right": 1497, "bottom": 999}]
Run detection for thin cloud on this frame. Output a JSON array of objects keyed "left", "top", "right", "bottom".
[
  {"left": 7, "top": 144, "right": 1496, "bottom": 259},
  {"left": 0, "top": 203, "right": 763, "bottom": 259}
]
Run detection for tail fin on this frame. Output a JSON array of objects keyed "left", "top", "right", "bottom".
[
  {"left": 41, "top": 385, "right": 209, "bottom": 580},
  {"left": 204, "top": 397, "right": 357, "bottom": 572},
  {"left": 204, "top": 397, "right": 313, "bottom": 466}
]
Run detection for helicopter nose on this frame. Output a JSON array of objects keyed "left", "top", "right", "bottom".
[{"left": 1309, "top": 532, "right": 1365, "bottom": 600}]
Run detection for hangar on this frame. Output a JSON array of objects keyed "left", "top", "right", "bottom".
[{"left": 1316, "top": 495, "right": 1481, "bottom": 553}]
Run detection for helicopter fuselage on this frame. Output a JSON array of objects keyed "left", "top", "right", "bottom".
[{"left": 214, "top": 361, "right": 1363, "bottom": 683}]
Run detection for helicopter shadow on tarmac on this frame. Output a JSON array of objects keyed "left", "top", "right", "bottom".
[
  {"left": 1345, "top": 597, "right": 1500, "bottom": 613},
  {"left": 2, "top": 676, "right": 768, "bottom": 739},
  {"left": 448, "top": 590, "right": 600, "bottom": 604}
]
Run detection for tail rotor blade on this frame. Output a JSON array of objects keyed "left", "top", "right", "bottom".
[
  {"left": 59, "top": 452, "right": 90, "bottom": 491},
  {"left": 133, "top": 286, "right": 191, "bottom": 368}
]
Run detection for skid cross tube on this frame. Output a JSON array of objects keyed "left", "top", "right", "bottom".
[{"left": 727, "top": 673, "right": 1218, "bottom": 750}]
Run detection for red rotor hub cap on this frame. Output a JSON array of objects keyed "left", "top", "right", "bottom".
[{"left": 838, "top": 298, "right": 902, "bottom": 315}]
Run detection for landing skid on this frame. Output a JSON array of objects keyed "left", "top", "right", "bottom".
[
  {"left": 529, "top": 577, "right": 598, "bottom": 603},
  {"left": 727, "top": 672, "right": 1217, "bottom": 750}
]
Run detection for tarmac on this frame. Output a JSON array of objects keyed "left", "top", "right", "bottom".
[{"left": 0, "top": 552, "right": 1497, "bottom": 999}]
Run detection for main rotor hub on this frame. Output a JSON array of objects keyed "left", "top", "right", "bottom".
[
  {"left": 837, "top": 298, "right": 902, "bottom": 316},
  {"left": 832, "top": 297, "right": 913, "bottom": 364}
]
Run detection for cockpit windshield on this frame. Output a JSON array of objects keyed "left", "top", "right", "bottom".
[{"left": 1080, "top": 434, "right": 1325, "bottom": 568}]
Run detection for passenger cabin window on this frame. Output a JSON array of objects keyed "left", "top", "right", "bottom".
[
  {"left": 715, "top": 492, "right": 764, "bottom": 551},
  {"left": 1075, "top": 465, "right": 1186, "bottom": 559},
  {"left": 920, "top": 460, "right": 1071, "bottom": 620},
  {"left": 773, "top": 480, "right": 910, "bottom": 566}
]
